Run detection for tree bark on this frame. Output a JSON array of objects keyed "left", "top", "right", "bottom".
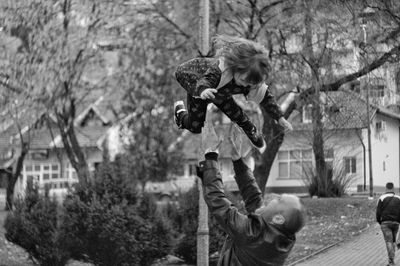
[
  {"left": 5, "top": 143, "right": 28, "bottom": 210},
  {"left": 55, "top": 98, "right": 89, "bottom": 187}
]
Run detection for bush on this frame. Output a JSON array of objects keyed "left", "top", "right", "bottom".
[
  {"left": 61, "top": 159, "right": 174, "bottom": 266},
  {"left": 5, "top": 158, "right": 175, "bottom": 266},
  {"left": 304, "top": 158, "right": 357, "bottom": 197},
  {"left": 4, "top": 180, "right": 70, "bottom": 266}
]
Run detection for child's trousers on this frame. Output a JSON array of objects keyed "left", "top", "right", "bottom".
[{"left": 181, "top": 90, "right": 254, "bottom": 134}]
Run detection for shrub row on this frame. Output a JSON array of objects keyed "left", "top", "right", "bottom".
[
  {"left": 5, "top": 159, "right": 173, "bottom": 266},
  {"left": 5, "top": 159, "right": 243, "bottom": 266}
]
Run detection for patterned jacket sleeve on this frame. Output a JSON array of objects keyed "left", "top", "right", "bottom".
[
  {"left": 175, "top": 58, "right": 221, "bottom": 97},
  {"left": 259, "top": 86, "right": 284, "bottom": 121}
]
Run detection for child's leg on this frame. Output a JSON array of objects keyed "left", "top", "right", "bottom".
[
  {"left": 211, "top": 94, "right": 266, "bottom": 150},
  {"left": 178, "top": 94, "right": 208, "bottom": 134},
  {"left": 211, "top": 94, "right": 253, "bottom": 130}
]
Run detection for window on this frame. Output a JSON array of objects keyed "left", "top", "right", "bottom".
[
  {"left": 302, "top": 104, "right": 313, "bottom": 124},
  {"left": 188, "top": 163, "right": 197, "bottom": 176},
  {"left": 24, "top": 163, "right": 60, "bottom": 183},
  {"left": 65, "top": 163, "right": 78, "bottom": 180},
  {"left": 369, "top": 85, "right": 384, "bottom": 98},
  {"left": 344, "top": 157, "right": 356, "bottom": 174},
  {"left": 29, "top": 150, "right": 49, "bottom": 160},
  {"left": 396, "top": 71, "right": 400, "bottom": 94},
  {"left": 278, "top": 149, "right": 312, "bottom": 179},
  {"left": 376, "top": 121, "right": 386, "bottom": 132}
]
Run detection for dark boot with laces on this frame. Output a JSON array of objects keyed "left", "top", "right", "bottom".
[
  {"left": 174, "top": 100, "right": 187, "bottom": 129},
  {"left": 241, "top": 122, "right": 266, "bottom": 153}
]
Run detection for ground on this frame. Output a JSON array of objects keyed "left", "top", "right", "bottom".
[
  {"left": 0, "top": 197, "right": 377, "bottom": 266},
  {"left": 284, "top": 197, "right": 376, "bottom": 265}
]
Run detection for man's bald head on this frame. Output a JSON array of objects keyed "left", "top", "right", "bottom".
[{"left": 256, "top": 194, "right": 306, "bottom": 235}]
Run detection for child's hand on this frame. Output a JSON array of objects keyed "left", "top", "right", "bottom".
[
  {"left": 278, "top": 117, "right": 293, "bottom": 132},
  {"left": 200, "top": 88, "right": 217, "bottom": 100}
]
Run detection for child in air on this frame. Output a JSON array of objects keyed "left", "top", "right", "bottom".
[{"left": 174, "top": 35, "right": 292, "bottom": 152}]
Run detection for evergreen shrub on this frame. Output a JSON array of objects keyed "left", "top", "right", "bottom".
[
  {"left": 4, "top": 180, "right": 70, "bottom": 266},
  {"left": 61, "top": 159, "right": 174, "bottom": 266}
]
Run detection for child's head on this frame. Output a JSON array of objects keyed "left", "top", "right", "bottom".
[{"left": 212, "top": 35, "right": 271, "bottom": 86}]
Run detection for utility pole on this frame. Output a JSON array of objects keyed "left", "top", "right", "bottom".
[
  {"left": 197, "top": 0, "right": 209, "bottom": 265},
  {"left": 361, "top": 22, "right": 374, "bottom": 197}
]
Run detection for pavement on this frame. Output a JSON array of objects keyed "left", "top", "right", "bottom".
[{"left": 291, "top": 223, "right": 400, "bottom": 266}]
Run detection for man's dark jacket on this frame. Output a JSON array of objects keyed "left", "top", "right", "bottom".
[
  {"left": 376, "top": 192, "right": 400, "bottom": 224},
  {"left": 197, "top": 153, "right": 295, "bottom": 266}
]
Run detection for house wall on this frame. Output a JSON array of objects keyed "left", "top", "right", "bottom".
[
  {"left": 367, "top": 113, "right": 400, "bottom": 192},
  {"left": 267, "top": 129, "right": 365, "bottom": 194},
  {"left": 14, "top": 147, "right": 103, "bottom": 200}
]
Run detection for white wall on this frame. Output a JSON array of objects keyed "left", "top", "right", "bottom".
[
  {"left": 268, "top": 129, "right": 365, "bottom": 192},
  {"left": 366, "top": 113, "right": 400, "bottom": 190}
]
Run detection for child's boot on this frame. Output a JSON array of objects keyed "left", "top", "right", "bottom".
[
  {"left": 241, "top": 122, "right": 266, "bottom": 153},
  {"left": 174, "top": 100, "right": 187, "bottom": 129}
]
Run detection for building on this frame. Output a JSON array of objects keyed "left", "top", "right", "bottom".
[
  {"left": 267, "top": 90, "right": 400, "bottom": 194},
  {"left": 0, "top": 96, "right": 116, "bottom": 202},
  {"left": 174, "top": 89, "right": 400, "bottom": 196}
]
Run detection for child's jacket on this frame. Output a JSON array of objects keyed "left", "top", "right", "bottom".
[{"left": 175, "top": 57, "right": 284, "bottom": 121}]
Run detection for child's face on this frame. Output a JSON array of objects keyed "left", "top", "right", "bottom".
[{"left": 233, "top": 72, "right": 266, "bottom": 87}]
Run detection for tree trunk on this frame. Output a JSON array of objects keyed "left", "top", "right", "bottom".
[
  {"left": 255, "top": 99, "right": 297, "bottom": 194},
  {"left": 5, "top": 173, "right": 15, "bottom": 211},
  {"left": 55, "top": 98, "right": 89, "bottom": 187},
  {"left": 255, "top": 118, "right": 284, "bottom": 194},
  {"left": 5, "top": 143, "right": 28, "bottom": 210},
  {"left": 311, "top": 97, "right": 330, "bottom": 197}
]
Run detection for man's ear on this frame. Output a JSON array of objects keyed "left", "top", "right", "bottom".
[{"left": 271, "top": 214, "right": 285, "bottom": 225}]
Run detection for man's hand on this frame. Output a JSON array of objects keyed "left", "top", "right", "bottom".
[
  {"left": 228, "top": 124, "right": 252, "bottom": 161},
  {"left": 200, "top": 88, "right": 217, "bottom": 100},
  {"left": 201, "top": 108, "right": 223, "bottom": 154},
  {"left": 278, "top": 117, "right": 293, "bottom": 132}
]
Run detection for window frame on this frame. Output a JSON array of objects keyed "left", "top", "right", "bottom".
[
  {"left": 343, "top": 156, "right": 356, "bottom": 174},
  {"left": 277, "top": 149, "right": 313, "bottom": 179}
]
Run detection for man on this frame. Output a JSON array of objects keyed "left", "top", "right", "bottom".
[
  {"left": 196, "top": 122, "right": 306, "bottom": 266},
  {"left": 376, "top": 182, "right": 400, "bottom": 266}
]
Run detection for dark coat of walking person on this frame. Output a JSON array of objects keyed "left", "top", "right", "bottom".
[
  {"left": 376, "top": 182, "right": 400, "bottom": 266},
  {"left": 196, "top": 122, "right": 306, "bottom": 266}
]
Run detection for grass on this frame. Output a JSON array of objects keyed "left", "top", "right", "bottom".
[
  {"left": 0, "top": 197, "right": 377, "bottom": 266},
  {"left": 284, "top": 197, "right": 377, "bottom": 265}
]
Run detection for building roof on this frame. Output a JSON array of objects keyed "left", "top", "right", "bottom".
[
  {"left": 0, "top": 96, "right": 117, "bottom": 157},
  {"left": 288, "top": 90, "right": 400, "bottom": 130}
]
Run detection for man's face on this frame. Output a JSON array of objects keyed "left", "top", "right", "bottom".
[
  {"left": 256, "top": 194, "right": 304, "bottom": 230},
  {"left": 259, "top": 194, "right": 301, "bottom": 214}
]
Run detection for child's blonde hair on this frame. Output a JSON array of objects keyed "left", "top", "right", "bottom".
[{"left": 212, "top": 35, "right": 271, "bottom": 85}]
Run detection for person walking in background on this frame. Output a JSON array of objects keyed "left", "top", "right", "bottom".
[
  {"left": 174, "top": 34, "right": 292, "bottom": 153},
  {"left": 376, "top": 182, "right": 400, "bottom": 266},
  {"left": 196, "top": 122, "right": 306, "bottom": 265}
]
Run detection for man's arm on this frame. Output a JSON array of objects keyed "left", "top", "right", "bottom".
[
  {"left": 232, "top": 158, "right": 263, "bottom": 214},
  {"left": 197, "top": 152, "right": 263, "bottom": 244},
  {"left": 228, "top": 126, "right": 263, "bottom": 213},
  {"left": 376, "top": 198, "right": 382, "bottom": 224}
]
